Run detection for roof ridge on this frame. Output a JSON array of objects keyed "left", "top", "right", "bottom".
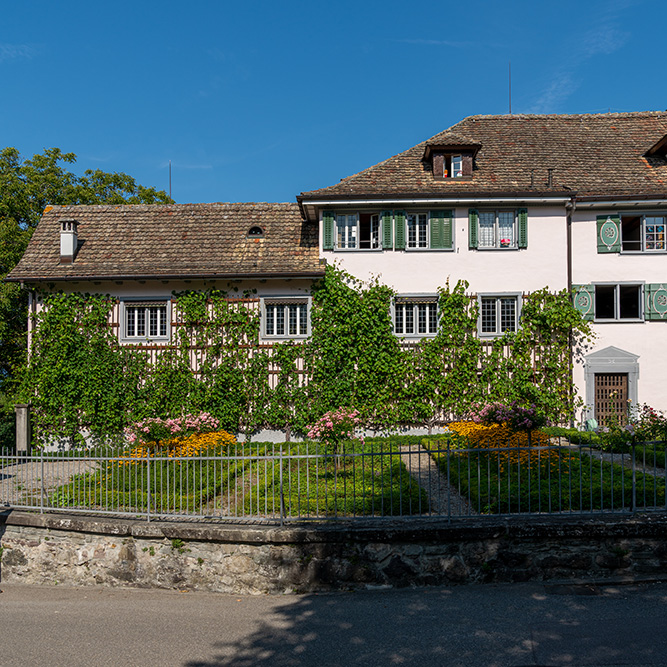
[
  {"left": 44, "top": 202, "right": 299, "bottom": 212},
  {"left": 458, "top": 111, "right": 667, "bottom": 121}
]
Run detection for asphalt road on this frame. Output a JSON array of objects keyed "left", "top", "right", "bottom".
[{"left": 1, "top": 580, "right": 667, "bottom": 666}]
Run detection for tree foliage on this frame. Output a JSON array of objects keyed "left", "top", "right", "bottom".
[{"left": 0, "top": 147, "right": 171, "bottom": 398}]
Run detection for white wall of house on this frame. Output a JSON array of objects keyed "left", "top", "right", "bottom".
[
  {"left": 571, "top": 210, "right": 667, "bottom": 416},
  {"left": 319, "top": 205, "right": 568, "bottom": 294},
  {"left": 572, "top": 211, "right": 667, "bottom": 283},
  {"left": 36, "top": 278, "right": 314, "bottom": 299},
  {"left": 573, "top": 323, "right": 667, "bottom": 418}
]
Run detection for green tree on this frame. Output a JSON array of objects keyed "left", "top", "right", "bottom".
[{"left": 0, "top": 147, "right": 171, "bottom": 398}]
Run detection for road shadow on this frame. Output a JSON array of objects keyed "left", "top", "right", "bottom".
[{"left": 183, "top": 583, "right": 667, "bottom": 667}]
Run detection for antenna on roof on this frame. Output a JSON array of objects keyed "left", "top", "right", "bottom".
[
  {"left": 169, "top": 160, "right": 172, "bottom": 200},
  {"left": 509, "top": 61, "right": 512, "bottom": 115}
]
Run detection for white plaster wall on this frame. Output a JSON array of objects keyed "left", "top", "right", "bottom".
[
  {"left": 35, "top": 278, "right": 314, "bottom": 300},
  {"left": 572, "top": 212, "right": 667, "bottom": 284},
  {"left": 573, "top": 322, "right": 667, "bottom": 415},
  {"left": 571, "top": 211, "right": 667, "bottom": 414},
  {"left": 320, "top": 206, "right": 568, "bottom": 294}
]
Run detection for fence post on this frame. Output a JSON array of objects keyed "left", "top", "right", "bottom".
[
  {"left": 40, "top": 449, "right": 44, "bottom": 514},
  {"left": 631, "top": 436, "right": 636, "bottom": 513},
  {"left": 146, "top": 454, "right": 151, "bottom": 523},
  {"left": 279, "top": 447, "right": 285, "bottom": 526},
  {"left": 14, "top": 403, "right": 31, "bottom": 458}
]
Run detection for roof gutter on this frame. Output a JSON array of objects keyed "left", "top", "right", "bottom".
[
  {"left": 5, "top": 270, "right": 326, "bottom": 284},
  {"left": 575, "top": 198, "right": 667, "bottom": 208},
  {"left": 300, "top": 196, "right": 572, "bottom": 206}
]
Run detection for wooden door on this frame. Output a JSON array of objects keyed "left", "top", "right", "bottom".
[{"left": 594, "top": 373, "right": 628, "bottom": 426}]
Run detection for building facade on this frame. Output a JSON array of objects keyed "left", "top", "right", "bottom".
[{"left": 8, "top": 112, "right": 667, "bottom": 422}]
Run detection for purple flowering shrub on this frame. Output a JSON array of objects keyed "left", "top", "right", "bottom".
[
  {"left": 124, "top": 412, "right": 220, "bottom": 448},
  {"left": 468, "top": 401, "right": 547, "bottom": 432}
]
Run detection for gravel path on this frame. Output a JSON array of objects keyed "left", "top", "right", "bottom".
[
  {"left": 400, "top": 444, "right": 478, "bottom": 516},
  {"left": 551, "top": 439, "right": 666, "bottom": 478},
  {"left": 0, "top": 459, "right": 98, "bottom": 507}
]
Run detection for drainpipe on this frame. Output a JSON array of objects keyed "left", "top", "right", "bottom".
[
  {"left": 564, "top": 196, "right": 577, "bottom": 427},
  {"left": 565, "top": 197, "right": 576, "bottom": 292}
]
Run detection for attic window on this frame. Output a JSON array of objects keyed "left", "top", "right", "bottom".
[
  {"left": 446, "top": 155, "right": 463, "bottom": 178},
  {"left": 432, "top": 152, "right": 472, "bottom": 180},
  {"left": 247, "top": 226, "right": 264, "bottom": 238}
]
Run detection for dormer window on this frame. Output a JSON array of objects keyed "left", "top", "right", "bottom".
[
  {"left": 247, "top": 226, "right": 264, "bottom": 238},
  {"left": 432, "top": 152, "right": 470, "bottom": 179},
  {"left": 423, "top": 139, "right": 480, "bottom": 181}
]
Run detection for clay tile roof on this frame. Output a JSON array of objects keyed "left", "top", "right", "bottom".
[
  {"left": 299, "top": 112, "right": 667, "bottom": 199},
  {"left": 424, "top": 132, "right": 481, "bottom": 148},
  {"left": 7, "top": 203, "right": 323, "bottom": 282}
]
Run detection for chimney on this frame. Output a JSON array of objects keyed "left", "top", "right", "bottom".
[{"left": 59, "top": 218, "right": 78, "bottom": 264}]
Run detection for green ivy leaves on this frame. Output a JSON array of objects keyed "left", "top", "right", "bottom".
[{"left": 20, "top": 274, "right": 593, "bottom": 445}]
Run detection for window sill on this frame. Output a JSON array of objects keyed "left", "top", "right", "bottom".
[
  {"left": 593, "top": 319, "right": 645, "bottom": 324},
  {"left": 620, "top": 250, "right": 667, "bottom": 255},
  {"left": 120, "top": 337, "right": 171, "bottom": 345},
  {"left": 261, "top": 335, "right": 310, "bottom": 342},
  {"left": 476, "top": 246, "right": 519, "bottom": 251},
  {"left": 404, "top": 247, "right": 455, "bottom": 252},
  {"left": 395, "top": 335, "right": 437, "bottom": 341},
  {"left": 331, "top": 248, "right": 384, "bottom": 252}
]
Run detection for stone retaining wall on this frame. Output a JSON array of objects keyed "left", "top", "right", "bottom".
[{"left": 1, "top": 511, "right": 667, "bottom": 594}]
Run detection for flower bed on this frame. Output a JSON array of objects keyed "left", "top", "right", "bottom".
[{"left": 429, "top": 421, "right": 664, "bottom": 514}]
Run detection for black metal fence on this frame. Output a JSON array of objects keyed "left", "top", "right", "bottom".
[{"left": 1, "top": 437, "right": 665, "bottom": 523}]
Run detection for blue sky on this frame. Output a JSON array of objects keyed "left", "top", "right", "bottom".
[{"left": 1, "top": 0, "right": 665, "bottom": 204}]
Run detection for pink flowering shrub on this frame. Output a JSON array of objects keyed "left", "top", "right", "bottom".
[
  {"left": 307, "top": 407, "right": 364, "bottom": 461},
  {"left": 468, "top": 401, "right": 546, "bottom": 432},
  {"left": 124, "top": 412, "right": 220, "bottom": 448},
  {"left": 632, "top": 403, "right": 667, "bottom": 441}
]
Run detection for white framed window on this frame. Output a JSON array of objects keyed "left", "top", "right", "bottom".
[
  {"left": 262, "top": 297, "right": 311, "bottom": 339},
  {"left": 450, "top": 155, "right": 463, "bottom": 178},
  {"left": 594, "top": 284, "right": 643, "bottom": 321},
  {"left": 479, "top": 294, "right": 520, "bottom": 336},
  {"left": 478, "top": 211, "right": 516, "bottom": 249},
  {"left": 121, "top": 300, "right": 170, "bottom": 342},
  {"left": 393, "top": 297, "right": 438, "bottom": 337},
  {"left": 440, "top": 154, "right": 464, "bottom": 178},
  {"left": 335, "top": 213, "right": 381, "bottom": 250},
  {"left": 407, "top": 213, "right": 429, "bottom": 249},
  {"left": 621, "top": 214, "right": 666, "bottom": 252}
]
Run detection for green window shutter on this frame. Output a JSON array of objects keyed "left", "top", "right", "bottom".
[
  {"left": 644, "top": 283, "right": 667, "bottom": 320},
  {"left": 517, "top": 208, "right": 528, "bottom": 248},
  {"left": 381, "top": 210, "right": 393, "bottom": 249},
  {"left": 572, "top": 284, "right": 595, "bottom": 321},
  {"left": 596, "top": 214, "right": 621, "bottom": 253},
  {"left": 430, "top": 210, "right": 445, "bottom": 249},
  {"left": 468, "top": 209, "right": 479, "bottom": 249},
  {"left": 394, "top": 210, "right": 406, "bottom": 250},
  {"left": 443, "top": 210, "right": 453, "bottom": 249},
  {"left": 323, "top": 211, "right": 335, "bottom": 250}
]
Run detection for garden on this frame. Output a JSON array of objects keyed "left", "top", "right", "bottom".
[
  {"left": 4, "top": 266, "right": 665, "bottom": 520},
  {"left": 20, "top": 401, "right": 665, "bottom": 521}
]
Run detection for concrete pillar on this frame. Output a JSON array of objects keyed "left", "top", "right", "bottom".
[{"left": 14, "top": 404, "right": 31, "bottom": 456}]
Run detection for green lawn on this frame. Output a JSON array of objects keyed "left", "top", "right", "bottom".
[
  {"left": 427, "top": 442, "right": 666, "bottom": 514},
  {"left": 40, "top": 438, "right": 428, "bottom": 518}
]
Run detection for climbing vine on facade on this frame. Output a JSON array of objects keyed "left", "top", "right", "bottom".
[{"left": 18, "top": 266, "right": 593, "bottom": 445}]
